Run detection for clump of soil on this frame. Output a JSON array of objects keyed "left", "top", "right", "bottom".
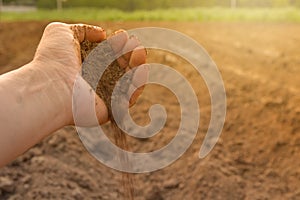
[
  {"left": 80, "top": 39, "right": 134, "bottom": 200},
  {"left": 80, "top": 40, "right": 128, "bottom": 115}
]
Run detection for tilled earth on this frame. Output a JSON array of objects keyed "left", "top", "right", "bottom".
[{"left": 0, "top": 21, "right": 299, "bottom": 200}]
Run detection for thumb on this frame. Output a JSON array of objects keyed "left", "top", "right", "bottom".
[{"left": 72, "top": 74, "right": 108, "bottom": 127}]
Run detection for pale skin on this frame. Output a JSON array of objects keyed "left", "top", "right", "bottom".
[{"left": 0, "top": 22, "right": 148, "bottom": 167}]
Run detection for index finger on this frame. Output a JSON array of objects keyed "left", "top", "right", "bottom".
[{"left": 70, "top": 24, "right": 106, "bottom": 43}]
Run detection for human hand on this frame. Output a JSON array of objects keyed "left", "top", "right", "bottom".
[{"left": 33, "top": 22, "right": 147, "bottom": 126}]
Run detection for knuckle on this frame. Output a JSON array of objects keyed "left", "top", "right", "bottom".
[{"left": 45, "top": 22, "right": 65, "bottom": 30}]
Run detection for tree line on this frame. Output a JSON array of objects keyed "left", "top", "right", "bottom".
[{"left": 3, "top": 0, "right": 300, "bottom": 10}]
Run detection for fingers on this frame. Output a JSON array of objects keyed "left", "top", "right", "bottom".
[
  {"left": 72, "top": 28, "right": 148, "bottom": 124},
  {"left": 120, "top": 38, "right": 146, "bottom": 70},
  {"left": 107, "top": 30, "right": 129, "bottom": 54},
  {"left": 95, "top": 95, "right": 109, "bottom": 124},
  {"left": 105, "top": 30, "right": 148, "bottom": 109},
  {"left": 70, "top": 24, "right": 106, "bottom": 43},
  {"left": 107, "top": 30, "right": 129, "bottom": 69},
  {"left": 107, "top": 30, "right": 146, "bottom": 70},
  {"left": 132, "top": 64, "right": 149, "bottom": 88},
  {"left": 127, "top": 64, "right": 149, "bottom": 107},
  {"left": 129, "top": 46, "right": 147, "bottom": 68},
  {"left": 128, "top": 85, "right": 145, "bottom": 107},
  {"left": 111, "top": 31, "right": 148, "bottom": 107},
  {"left": 122, "top": 36, "right": 140, "bottom": 61}
]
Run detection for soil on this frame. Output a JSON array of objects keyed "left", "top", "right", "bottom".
[
  {"left": 80, "top": 39, "right": 134, "bottom": 200},
  {"left": 80, "top": 39, "right": 130, "bottom": 116},
  {"left": 0, "top": 21, "right": 300, "bottom": 200}
]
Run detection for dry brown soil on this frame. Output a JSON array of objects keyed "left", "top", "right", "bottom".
[{"left": 0, "top": 21, "right": 299, "bottom": 200}]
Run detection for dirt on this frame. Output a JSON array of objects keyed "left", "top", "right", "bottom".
[
  {"left": 80, "top": 39, "right": 134, "bottom": 200},
  {"left": 80, "top": 39, "right": 130, "bottom": 116},
  {"left": 0, "top": 21, "right": 300, "bottom": 200}
]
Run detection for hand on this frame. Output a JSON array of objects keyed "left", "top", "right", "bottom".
[
  {"left": 0, "top": 22, "right": 149, "bottom": 166},
  {"left": 33, "top": 22, "right": 148, "bottom": 126}
]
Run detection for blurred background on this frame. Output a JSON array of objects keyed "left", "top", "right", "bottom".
[
  {"left": 0, "top": 0, "right": 300, "bottom": 200},
  {"left": 2, "top": 0, "right": 300, "bottom": 10},
  {"left": 1, "top": 0, "right": 300, "bottom": 21}
]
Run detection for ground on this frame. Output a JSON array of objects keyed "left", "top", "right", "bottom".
[{"left": 0, "top": 21, "right": 299, "bottom": 200}]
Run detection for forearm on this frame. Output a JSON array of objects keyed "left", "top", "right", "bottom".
[{"left": 0, "top": 61, "right": 70, "bottom": 167}]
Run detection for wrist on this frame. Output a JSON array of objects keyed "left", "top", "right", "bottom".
[
  {"left": 0, "top": 61, "right": 73, "bottom": 164},
  {"left": 24, "top": 60, "right": 74, "bottom": 126}
]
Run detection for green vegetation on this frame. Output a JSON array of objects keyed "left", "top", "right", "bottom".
[
  {"left": 35, "top": 0, "right": 300, "bottom": 10},
  {"left": 1, "top": 7, "right": 300, "bottom": 22},
  {"left": 3, "top": 0, "right": 300, "bottom": 10}
]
